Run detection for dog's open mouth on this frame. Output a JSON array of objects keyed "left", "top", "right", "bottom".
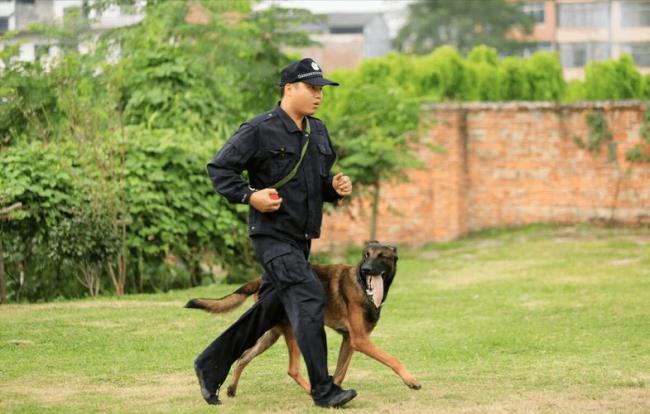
[{"left": 365, "top": 271, "right": 385, "bottom": 308}]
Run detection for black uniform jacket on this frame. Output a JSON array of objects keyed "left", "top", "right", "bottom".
[{"left": 207, "top": 105, "right": 341, "bottom": 242}]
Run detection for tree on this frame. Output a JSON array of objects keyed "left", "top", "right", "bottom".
[
  {"left": 320, "top": 59, "right": 423, "bottom": 240},
  {"left": 395, "top": 0, "right": 534, "bottom": 55},
  {"left": 0, "top": 0, "right": 323, "bottom": 301}
]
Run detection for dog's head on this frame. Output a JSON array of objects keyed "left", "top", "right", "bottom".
[{"left": 358, "top": 240, "right": 398, "bottom": 307}]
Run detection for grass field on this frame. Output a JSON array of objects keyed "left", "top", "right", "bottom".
[{"left": 1, "top": 224, "right": 649, "bottom": 413}]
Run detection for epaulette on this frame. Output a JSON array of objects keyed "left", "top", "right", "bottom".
[{"left": 246, "top": 111, "right": 276, "bottom": 127}]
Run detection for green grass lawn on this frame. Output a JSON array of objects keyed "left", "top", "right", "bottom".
[{"left": 1, "top": 224, "right": 649, "bottom": 413}]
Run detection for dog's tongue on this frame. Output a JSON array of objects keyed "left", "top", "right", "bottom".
[{"left": 370, "top": 275, "right": 384, "bottom": 307}]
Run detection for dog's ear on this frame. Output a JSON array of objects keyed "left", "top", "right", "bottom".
[{"left": 389, "top": 245, "right": 398, "bottom": 262}]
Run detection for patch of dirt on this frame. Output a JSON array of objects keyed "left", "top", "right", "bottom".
[
  {"left": 4, "top": 300, "right": 183, "bottom": 312},
  {"left": 1, "top": 373, "right": 196, "bottom": 411},
  {"left": 449, "top": 388, "right": 650, "bottom": 414},
  {"left": 78, "top": 320, "right": 126, "bottom": 329},
  {"left": 5, "top": 339, "right": 35, "bottom": 347},
  {"left": 609, "top": 258, "right": 643, "bottom": 267}
]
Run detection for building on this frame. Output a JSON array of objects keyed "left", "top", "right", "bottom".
[
  {"left": 256, "top": 0, "right": 411, "bottom": 72},
  {"left": 519, "top": 0, "right": 650, "bottom": 79},
  {"left": 0, "top": 0, "right": 144, "bottom": 65},
  {"left": 293, "top": 12, "right": 392, "bottom": 72}
]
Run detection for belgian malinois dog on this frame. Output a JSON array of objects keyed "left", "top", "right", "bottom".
[{"left": 186, "top": 241, "right": 421, "bottom": 397}]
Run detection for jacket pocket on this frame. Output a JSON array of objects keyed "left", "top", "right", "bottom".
[
  {"left": 317, "top": 142, "right": 333, "bottom": 178},
  {"left": 266, "top": 146, "right": 298, "bottom": 182}
]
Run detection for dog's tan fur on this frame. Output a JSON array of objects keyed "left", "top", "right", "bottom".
[{"left": 186, "top": 243, "right": 420, "bottom": 397}]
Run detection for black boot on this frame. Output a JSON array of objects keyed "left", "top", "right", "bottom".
[
  {"left": 313, "top": 384, "right": 358, "bottom": 408},
  {"left": 194, "top": 361, "right": 222, "bottom": 405}
]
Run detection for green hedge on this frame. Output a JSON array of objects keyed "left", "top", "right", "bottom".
[{"left": 0, "top": 129, "right": 258, "bottom": 301}]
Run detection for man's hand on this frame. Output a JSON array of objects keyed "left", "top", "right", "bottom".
[
  {"left": 249, "top": 188, "right": 283, "bottom": 213},
  {"left": 332, "top": 172, "right": 352, "bottom": 197}
]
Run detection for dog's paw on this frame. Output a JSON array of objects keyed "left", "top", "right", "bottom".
[
  {"left": 403, "top": 376, "right": 421, "bottom": 390},
  {"left": 227, "top": 385, "right": 237, "bottom": 398},
  {"left": 408, "top": 382, "right": 422, "bottom": 390}
]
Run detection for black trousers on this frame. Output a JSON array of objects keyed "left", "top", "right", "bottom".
[{"left": 193, "top": 236, "right": 334, "bottom": 400}]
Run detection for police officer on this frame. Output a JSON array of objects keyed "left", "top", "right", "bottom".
[{"left": 194, "top": 58, "right": 356, "bottom": 408}]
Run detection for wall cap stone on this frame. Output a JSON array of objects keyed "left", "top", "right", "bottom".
[{"left": 422, "top": 100, "right": 647, "bottom": 112}]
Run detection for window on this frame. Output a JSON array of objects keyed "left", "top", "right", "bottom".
[
  {"left": 34, "top": 44, "right": 50, "bottom": 60},
  {"left": 560, "top": 43, "right": 587, "bottom": 67},
  {"left": 560, "top": 42, "right": 610, "bottom": 67},
  {"left": 521, "top": 41, "right": 552, "bottom": 58},
  {"left": 620, "top": 42, "right": 650, "bottom": 66},
  {"left": 558, "top": 2, "right": 609, "bottom": 27},
  {"left": 521, "top": 2, "right": 545, "bottom": 24},
  {"left": 17, "top": 0, "right": 36, "bottom": 4},
  {"left": 329, "top": 26, "right": 363, "bottom": 34},
  {"left": 621, "top": 1, "right": 650, "bottom": 27},
  {"left": 0, "top": 17, "right": 8, "bottom": 33}
]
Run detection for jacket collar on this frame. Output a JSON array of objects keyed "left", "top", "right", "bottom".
[{"left": 274, "top": 104, "right": 307, "bottom": 134}]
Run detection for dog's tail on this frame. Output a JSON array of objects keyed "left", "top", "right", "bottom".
[{"left": 184, "top": 277, "right": 262, "bottom": 314}]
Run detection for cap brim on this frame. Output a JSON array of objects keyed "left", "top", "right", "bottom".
[{"left": 303, "top": 77, "right": 339, "bottom": 86}]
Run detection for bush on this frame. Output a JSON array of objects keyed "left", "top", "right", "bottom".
[
  {"left": 584, "top": 55, "right": 643, "bottom": 100},
  {"left": 466, "top": 46, "right": 500, "bottom": 101},
  {"left": 498, "top": 56, "right": 531, "bottom": 100},
  {"left": 416, "top": 46, "right": 470, "bottom": 101},
  {"left": 525, "top": 51, "right": 565, "bottom": 101}
]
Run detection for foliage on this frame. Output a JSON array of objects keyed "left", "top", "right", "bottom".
[
  {"left": 395, "top": 0, "right": 534, "bottom": 55},
  {"left": 320, "top": 60, "right": 422, "bottom": 239},
  {"left": 49, "top": 210, "right": 120, "bottom": 297},
  {"left": 0, "top": 141, "right": 86, "bottom": 301},
  {"left": 525, "top": 52, "right": 565, "bottom": 102},
  {"left": 0, "top": 0, "right": 311, "bottom": 301},
  {"left": 465, "top": 46, "right": 500, "bottom": 101},
  {"left": 497, "top": 56, "right": 531, "bottom": 100},
  {"left": 583, "top": 55, "right": 643, "bottom": 101},
  {"left": 420, "top": 46, "right": 471, "bottom": 101},
  {"left": 625, "top": 105, "right": 650, "bottom": 162},
  {"left": 573, "top": 111, "right": 616, "bottom": 161}
]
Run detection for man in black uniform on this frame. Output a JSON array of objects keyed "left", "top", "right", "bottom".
[{"left": 194, "top": 58, "right": 355, "bottom": 408}]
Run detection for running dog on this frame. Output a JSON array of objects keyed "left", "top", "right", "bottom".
[{"left": 185, "top": 241, "right": 421, "bottom": 397}]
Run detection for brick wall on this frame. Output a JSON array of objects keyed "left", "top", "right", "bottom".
[{"left": 313, "top": 101, "right": 650, "bottom": 251}]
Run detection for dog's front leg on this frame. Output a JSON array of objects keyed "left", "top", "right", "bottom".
[
  {"left": 333, "top": 334, "right": 354, "bottom": 385},
  {"left": 347, "top": 306, "right": 421, "bottom": 390}
]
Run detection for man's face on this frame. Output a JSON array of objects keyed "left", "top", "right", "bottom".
[{"left": 284, "top": 81, "right": 323, "bottom": 116}]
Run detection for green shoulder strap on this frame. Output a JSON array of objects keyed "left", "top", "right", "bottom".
[{"left": 271, "top": 118, "right": 311, "bottom": 189}]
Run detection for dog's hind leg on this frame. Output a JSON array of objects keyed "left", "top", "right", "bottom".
[
  {"left": 227, "top": 326, "right": 283, "bottom": 397},
  {"left": 333, "top": 334, "right": 354, "bottom": 386},
  {"left": 282, "top": 323, "right": 311, "bottom": 394}
]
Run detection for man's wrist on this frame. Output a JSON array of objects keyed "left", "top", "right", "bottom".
[{"left": 242, "top": 186, "right": 257, "bottom": 204}]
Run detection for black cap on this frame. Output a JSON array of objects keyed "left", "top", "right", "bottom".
[{"left": 279, "top": 58, "right": 339, "bottom": 87}]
